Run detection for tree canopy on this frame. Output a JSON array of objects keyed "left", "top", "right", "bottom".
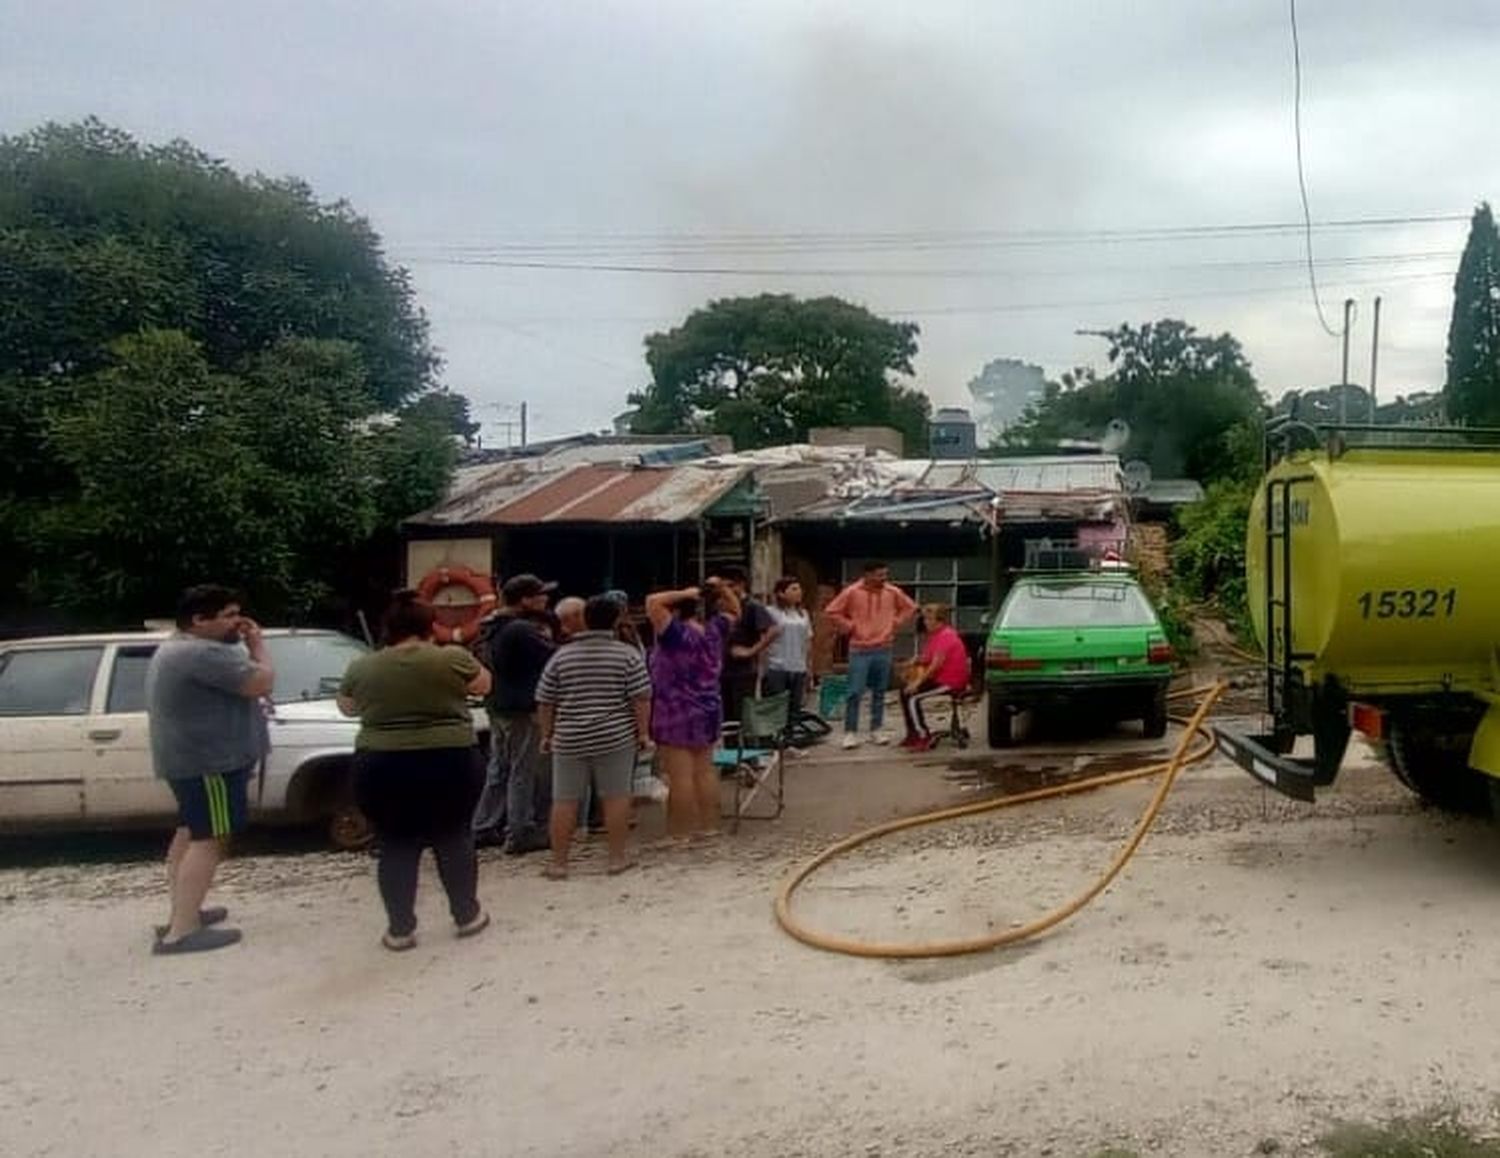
[
  {"left": 1002, "top": 319, "right": 1264, "bottom": 484},
  {"left": 1444, "top": 202, "right": 1500, "bottom": 426},
  {"left": 0, "top": 119, "right": 466, "bottom": 625},
  {"left": 628, "top": 294, "right": 930, "bottom": 451}
]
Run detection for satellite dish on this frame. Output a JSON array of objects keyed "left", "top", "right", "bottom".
[
  {"left": 1122, "top": 459, "right": 1153, "bottom": 494},
  {"left": 1102, "top": 419, "right": 1131, "bottom": 454}
]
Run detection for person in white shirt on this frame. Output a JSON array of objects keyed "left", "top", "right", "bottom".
[{"left": 763, "top": 577, "right": 812, "bottom": 728}]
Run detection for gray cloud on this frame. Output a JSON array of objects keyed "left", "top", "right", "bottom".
[{"left": 3, "top": 0, "right": 1497, "bottom": 441}]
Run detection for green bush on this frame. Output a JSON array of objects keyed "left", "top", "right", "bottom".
[{"left": 1171, "top": 478, "right": 1255, "bottom": 643}]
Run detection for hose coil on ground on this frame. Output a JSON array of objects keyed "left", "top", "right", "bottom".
[{"left": 773, "top": 683, "right": 1227, "bottom": 959}]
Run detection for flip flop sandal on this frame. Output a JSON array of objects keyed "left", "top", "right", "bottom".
[
  {"left": 152, "top": 926, "right": 243, "bottom": 956},
  {"left": 154, "top": 906, "right": 229, "bottom": 940},
  {"left": 540, "top": 864, "right": 570, "bottom": 881},
  {"left": 606, "top": 858, "right": 639, "bottom": 876}
]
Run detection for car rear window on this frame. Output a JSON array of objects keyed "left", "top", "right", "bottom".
[
  {"left": 107, "top": 645, "right": 158, "bottom": 713},
  {"left": 1000, "top": 582, "right": 1158, "bottom": 629}
]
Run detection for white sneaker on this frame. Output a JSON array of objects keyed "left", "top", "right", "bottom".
[
  {"left": 841, "top": 733, "right": 862, "bottom": 751},
  {"left": 872, "top": 730, "right": 894, "bottom": 746}
]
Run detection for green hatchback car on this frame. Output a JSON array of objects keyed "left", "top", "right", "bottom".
[{"left": 984, "top": 571, "right": 1174, "bottom": 747}]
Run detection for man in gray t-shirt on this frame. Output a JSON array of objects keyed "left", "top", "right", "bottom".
[{"left": 144, "top": 585, "right": 274, "bottom": 956}]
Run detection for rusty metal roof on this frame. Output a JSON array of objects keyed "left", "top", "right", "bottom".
[{"left": 408, "top": 462, "right": 750, "bottom": 528}]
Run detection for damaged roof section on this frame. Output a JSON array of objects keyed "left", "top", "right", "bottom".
[
  {"left": 747, "top": 450, "right": 1126, "bottom": 527},
  {"left": 408, "top": 462, "right": 751, "bottom": 528},
  {"left": 409, "top": 437, "right": 1127, "bottom": 532}
]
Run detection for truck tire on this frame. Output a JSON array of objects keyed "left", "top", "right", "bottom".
[
  {"left": 1387, "top": 713, "right": 1490, "bottom": 816},
  {"left": 988, "top": 695, "right": 1015, "bottom": 749},
  {"left": 1142, "top": 685, "right": 1169, "bottom": 739}
]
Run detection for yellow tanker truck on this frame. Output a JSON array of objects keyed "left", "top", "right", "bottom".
[{"left": 1216, "top": 416, "right": 1500, "bottom": 813}]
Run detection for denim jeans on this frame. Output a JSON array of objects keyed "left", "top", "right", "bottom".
[
  {"left": 496, "top": 712, "right": 550, "bottom": 846},
  {"left": 762, "top": 669, "right": 808, "bottom": 728},
  {"left": 844, "top": 648, "right": 893, "bottom": 733},
  {"left": 471, "top": 710, "right": 509, "bottom": 835}
]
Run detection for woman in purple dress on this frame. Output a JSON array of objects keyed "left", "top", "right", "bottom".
[{"left": 645, "top": 579, "right": 741, "bottom": 837}]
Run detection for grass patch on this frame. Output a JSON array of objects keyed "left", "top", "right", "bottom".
[{"left": 1321, "top": 1109, "right": 1500, "bottom": 1157}]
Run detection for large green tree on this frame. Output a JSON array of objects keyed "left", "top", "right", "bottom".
[
  {"left": 1444, "top": 202, "right": 1500, "bottom": 426},
  {"left": 0, "top": 119, "right": 463, "bottom": 623},
  {"left": 1003, "top": 319, "right": 1263, "bottom": 484},
  {"left": 629, "top": 294, "right": 930, "bottom": 451}
]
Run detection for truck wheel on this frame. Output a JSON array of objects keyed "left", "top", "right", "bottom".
[
  {"left": 988, "top": 695, "right": 1015, "bottom": 749},
  {"left": 1387, "top": 714, "right": 1489, "bottom": 816},
  {"left": 1142, "top": 686, "right": 1169, "bottom": 739}
]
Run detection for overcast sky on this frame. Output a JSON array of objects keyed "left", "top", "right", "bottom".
[{"left": 5, "top": 1, "right": 1498, "bottom": 444}]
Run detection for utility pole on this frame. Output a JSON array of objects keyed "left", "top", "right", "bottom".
[
  {"left": 1338, "top": 298, "right": 1355, "bottom": 423},
  {"left": 520, "top": 401, "right": 528, "bottom": 448},
  {"left": 1368, "top": 296, "right": 1382, "bottom": 423}
]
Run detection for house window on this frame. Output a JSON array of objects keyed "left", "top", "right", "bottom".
[{"left": 840, "top": 557, "right": 992, "bottom": 654}]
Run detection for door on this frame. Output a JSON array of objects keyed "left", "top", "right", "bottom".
[
  {"left": 0, "top": 645, "right": 105, "bottom": 824},
  {"left": 83, "top": 643, "right": 175, "bottom": 821}
]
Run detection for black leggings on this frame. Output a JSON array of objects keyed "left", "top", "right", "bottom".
[{"left": 354, "top": 746, "right": 483, "bottom": 937}]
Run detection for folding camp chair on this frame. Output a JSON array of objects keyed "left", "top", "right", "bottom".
[{"left": 713, "top": 691, "right": 790, "bottom": 832}]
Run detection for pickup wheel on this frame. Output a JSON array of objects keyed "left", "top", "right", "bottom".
[
  {"left": 1142, "top": 686, "right": 1169, "bottom": 739},
  {"left": 329, "top": 801, "right": 375, "bottom": 851},
  {"left": 288, "top": 758, "right": 375, "bottom": 851},
  {"left": 987, "top": 694, "right": 1015, "bottom": 749}
]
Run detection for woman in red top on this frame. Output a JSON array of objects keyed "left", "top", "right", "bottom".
[{"left": 899, "top": 603, "right": 972, "bottom": 750}]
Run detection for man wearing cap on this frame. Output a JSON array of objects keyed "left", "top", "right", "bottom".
[{"left": 489, "top": 574, "right": 558, "bottom": 855}]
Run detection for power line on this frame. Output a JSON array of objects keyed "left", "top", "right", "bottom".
[
  {"left": 402, "top": 247, "right": 1459, "bottom": 280},
  {"left": 437, "top": 269, "right": 1449, "bottom": 329},
  {"left": 395, "top": 212, "right": 1467, "bottom": 257},
  {"left": 1289, "top": 0, "right": 1341, "bottom": 338}
]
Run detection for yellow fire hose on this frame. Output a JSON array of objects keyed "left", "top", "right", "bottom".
[{"left": 772, "top": 682, "right": 1228, "bottom": 959}]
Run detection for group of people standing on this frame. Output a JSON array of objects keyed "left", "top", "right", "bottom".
[{"left": 143, "top": 562, "right": 971, "bottom": 956}]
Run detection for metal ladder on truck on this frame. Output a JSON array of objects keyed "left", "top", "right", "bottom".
[{"left": 1211, "top": 419, "right": 1323, "bottom": 801}]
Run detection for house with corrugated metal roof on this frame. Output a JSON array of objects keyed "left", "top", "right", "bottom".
[
  {"left": 401, "top": 433, "right": 1134, "bottom": 665},
  {"left": 695, "top": 446, "right": 1130, "bottom": 663},
  {"left": 402, "top": 434, "right": 761, "bottom": 602}
]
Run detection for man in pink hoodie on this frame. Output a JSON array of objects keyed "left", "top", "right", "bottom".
[{"left": 824, "top": 561, "right": 917, "bottom": 749}]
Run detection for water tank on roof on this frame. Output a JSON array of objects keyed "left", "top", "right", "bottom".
[{"left": 929, "top": 407, "right": 977, "bottom": 460}]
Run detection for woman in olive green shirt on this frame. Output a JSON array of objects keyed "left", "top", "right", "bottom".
[{"left": 338, "top": 591, "right": 493, "bottom": 951}]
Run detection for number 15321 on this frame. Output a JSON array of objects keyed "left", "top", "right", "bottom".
[{"left": 1357, "top": 588, "right": 1457, "bottom": 620}]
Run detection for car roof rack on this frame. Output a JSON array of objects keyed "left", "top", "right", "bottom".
[{"left": 1022, "top": 538, "right": 1132, "bottom": 573}]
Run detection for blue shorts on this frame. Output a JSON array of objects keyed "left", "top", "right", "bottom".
[{"left": 168, "top": 768, "right": 250, "bottom": 840}]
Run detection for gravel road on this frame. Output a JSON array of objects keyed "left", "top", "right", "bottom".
[{"left": 5, "top": 727, "right": 1500, "bottom": 1158}]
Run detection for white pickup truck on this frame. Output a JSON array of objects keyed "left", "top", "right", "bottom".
[{"left": 0, "top": 628, "right": 487, "bottom": 848}]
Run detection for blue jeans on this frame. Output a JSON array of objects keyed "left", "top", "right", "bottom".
[
  {"left": 844, "top": 648, "right": 893, "bottom": 733},
  {"left": 471, "top": 710, "right": 509, "bottom": 835}
]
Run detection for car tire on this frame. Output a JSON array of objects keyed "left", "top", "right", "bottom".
[
  {"left": 988, "top": 695, "right": 1014, "bottom": 749},
  {"left": 1142, "top": 686, "right": 1169, "bottom": 739}
]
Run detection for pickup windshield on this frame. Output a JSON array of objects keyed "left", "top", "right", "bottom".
[{"left": 262, "top": 633, "right": 370, "bottom": 703}]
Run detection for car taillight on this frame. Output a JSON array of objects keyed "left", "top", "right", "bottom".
[
  {"left": 986, "top": 645, "right": 1041, "bottom": 671},
  {"left": 1147, "top": 640, "right": 1173, "bottom": 665}
]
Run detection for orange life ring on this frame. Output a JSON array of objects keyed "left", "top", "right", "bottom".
[{"left": 415, "top": 566, "right": 498, "bottom": 644}]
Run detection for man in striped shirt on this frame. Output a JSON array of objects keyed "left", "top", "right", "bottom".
[{"left": 536, "top": 595, "right": 653, "bottom": 878}]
